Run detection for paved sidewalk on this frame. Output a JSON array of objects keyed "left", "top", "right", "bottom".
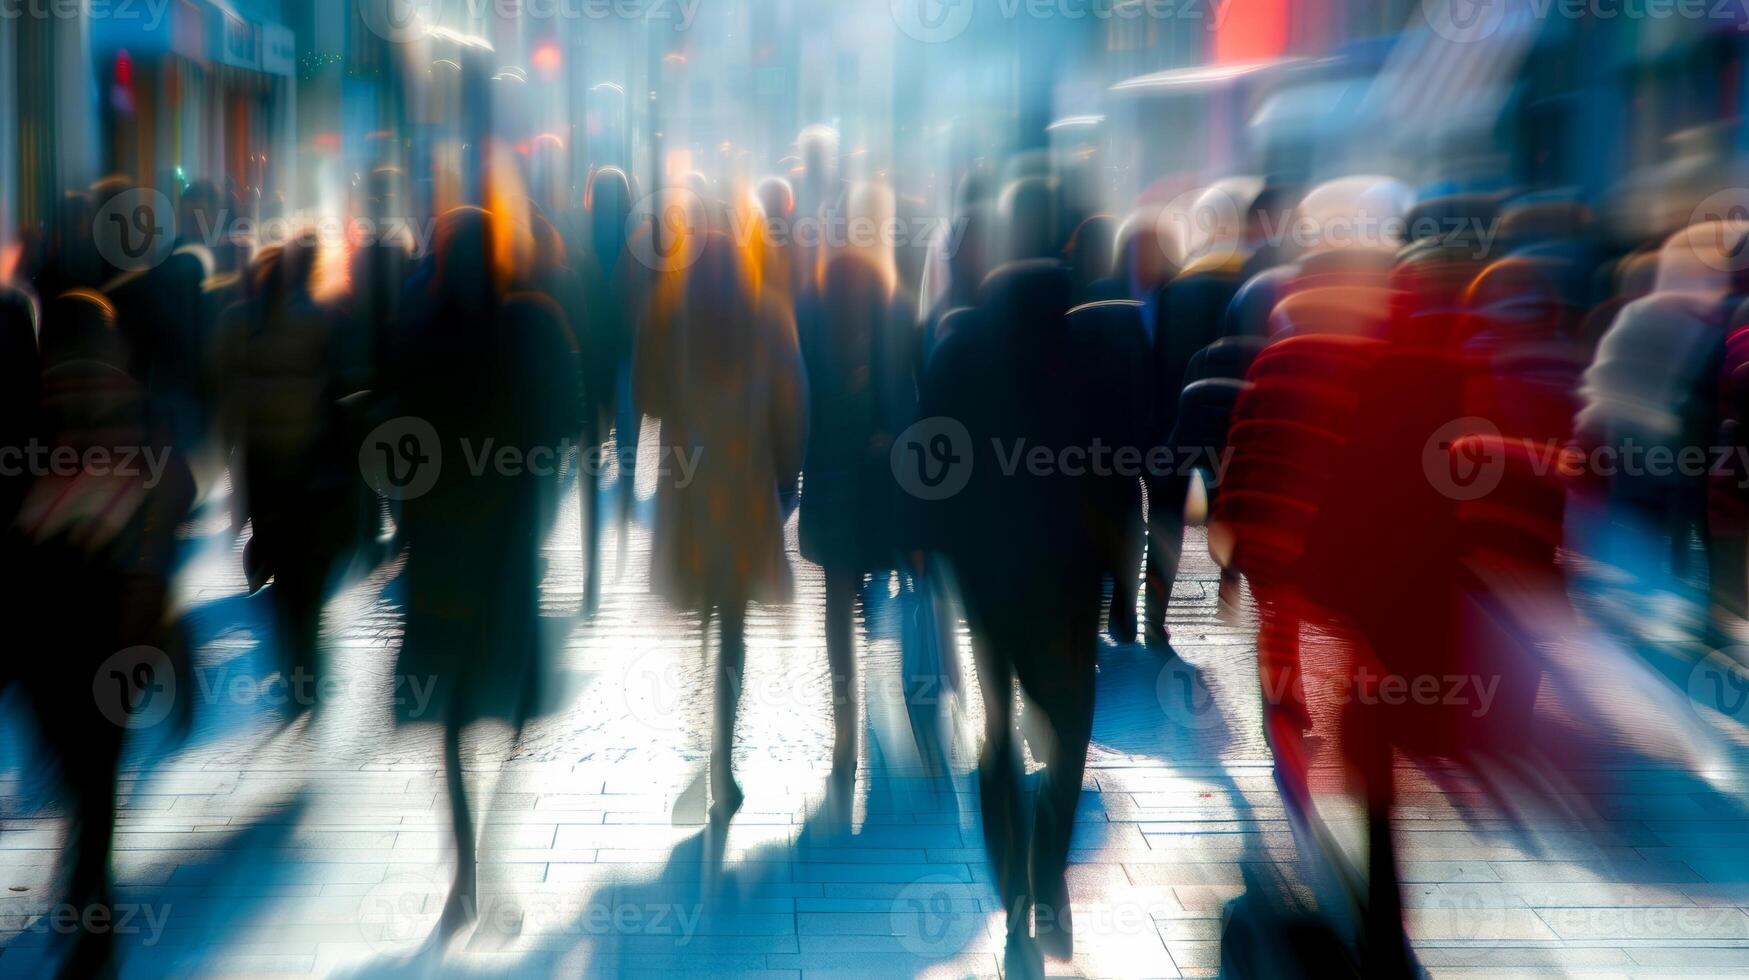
[{"left": 4, "top": 440, "right": 1749, "bottom": 977}]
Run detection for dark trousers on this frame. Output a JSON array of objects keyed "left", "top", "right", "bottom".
[
  {"left": 1105, "top": 483, "right": 1145, "bottom": 641},
  {"left": 249, "top": 482, "right": 357, "bottom": 704},
  {"left": 962, "top": 574, "right": 1099, "bottom": 939},
  {"left": 1143, "top": 473, "right": 1188, "bottom": 636},
  {"left": 822, "top": 565, "right": 861, "bottom": 770}
]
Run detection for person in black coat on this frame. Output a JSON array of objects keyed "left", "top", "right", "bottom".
[
  {"left": 385, "top": 206, "right": 582, "bottom": 937},
  {"left": 799, "top": 250, "right": 916, "bottom": 807},
  {"left": 917, "top": 258, "right": 1121, "bottom": 979},
  {"left": 1064, "top": 298, "right": 1153, "bottom": 643},
  {"left": 1142, "top": 207, "right": 1259, "bottom": 648},
  {"left": 219, "top": 241, "right": 368, "bottom": 719},
  {"left": 103, "top": 245, "right": 209, "bottom": 459},
  {"left": 344, "top": 167, "right": 417, "bottom": 395},
  {"left": 14, "top": 289, "right": 194, "bottom": 978}
]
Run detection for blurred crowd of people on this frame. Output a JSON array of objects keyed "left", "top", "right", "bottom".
[{"left": 7, "top": 116, "right": 1749, "bottom": 977}]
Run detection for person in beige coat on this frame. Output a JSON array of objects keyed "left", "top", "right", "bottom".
[{"left": 636, "top": 227, "right": 808, "bottom": 826}]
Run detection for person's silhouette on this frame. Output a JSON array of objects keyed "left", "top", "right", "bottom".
[
  {"left": 917, "top": 258, "right": 1115, "bottom": 978},
  {"left": 14, "top": 289, "right": 194, "bottom": 977},
  {"left": 636, "top": 231, "right": 807, "bottom": 827},
  {"left": 386, "top": 206, "right": 581, "bottom": 937},
  {"left": 219, "top": 240, "right": 367, "bottom": 721}
]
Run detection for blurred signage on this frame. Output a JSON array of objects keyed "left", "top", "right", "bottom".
[
  {"left": 172, "top": 0, "right": 205, "bottom": 60},
  {"left": 261, "top": 24, "right": 294, "bottom": 76},
  {"left": 221, "top": 14, "right": 259, "bottom": 71}
]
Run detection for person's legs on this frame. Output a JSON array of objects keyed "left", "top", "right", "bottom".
[
  {"left": 711, "top": 601, "right": 748, "bottom": 823},
  {"left": 267, "top": 488, "right": 356, "bottom": 718},
  {"left": 1256, "top": 584, "right": 1308, "bottom": 737},
  {"left": 1345, "top": 625, "right": 1415, "bottom": 977},
  {"left": 1709, "top": 488, "right": 1748, "bottom": 638},
  {"left": 969, "top": 620, "right": 1028, "bottom": 924},
  {"left": 583, "top": 411, "right": 608, "bottom": 617},
  {"left": 1669, "top": 481, "right": 1698, "bottom": 581},
  {"left": 1358, "top": 728, "right": 1411, "bottom": 976},
  {"left": 1013, "top": 594, "right": 1099, "bottom": 960},
  {"left": 614, "top": 359, "right": 639, "bottom": 531},
  {"left": 55, "top": 706, "right": 123, "bottom": 978},
  {"left": 927, "top": 558, "right": 962, "bottom": 696},
  {"left": 270, "top": 570, "right": 324, "bottom": 718},
  {"left": 1256, "top": 584, "right": 1316, "bottom": 840},
  {"left": 466, "top": 721, "right": 526, "bottom": 937},
  {"left": 824, "top": 566, "right": 860, "bottom": 783},
  {"left": 1217, "top": 566, "right": 1244, "bottom": 623},
  {"left": 962, "top": 594, "right": 1042, "bottom": 978},
  {"left": 1143, "top": 474, "right": 1187, "bottom": 648},
  {"left": 1109, "top": 491, "right": 1144, "bottom": 644},
  {"left": 438, "top": 717, "right": 477, "bottom": 936},
  {"left": 900, "top": 564, "right": 953, "bottom": 781}
]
